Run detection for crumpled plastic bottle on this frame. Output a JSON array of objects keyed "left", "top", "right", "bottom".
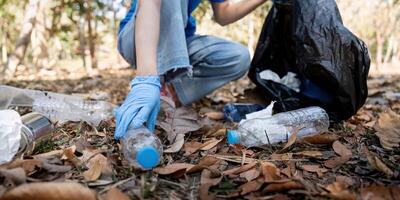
[
  {"left": 0, "top": 110, "right": 22, "bottom": 164},
  {"left": 0, "top": 85, "right": 114, "bottom": 125},
  {"left": 227, "top": 107, "right": 330, "bottom": 148}
]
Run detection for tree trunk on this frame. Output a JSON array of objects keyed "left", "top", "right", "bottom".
[
  {"left": 78, "top": 17, "right": 88, "bottom": 70},
  {"left": 1, "top": 29, "right": 7, "bottom": 65},
  {"left": 85, "top": 0, "right": 97, "bottom": 72},
  {"left": 3, "top": 0, "right": 40, "bottom": 79},
  {"left": 376, "top": 33, "right": 384, "bottom": 71}
]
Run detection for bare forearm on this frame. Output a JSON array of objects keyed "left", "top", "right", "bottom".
[
  {"left": 135, "top": 0, "right": 161, "bottom": 76},
  {"left": 212, "top": 0, "right": 267, "bottom": 26}
]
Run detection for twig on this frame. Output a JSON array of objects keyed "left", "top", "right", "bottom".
[
  {"left": 98, "top": 176, "right": 136, "bottom": 194},
  {"left": 211, "top": 154, "right": 308, "bottom": 164},
  {"left": 159, "top": 179, "right": 186, "bottom": 189}
]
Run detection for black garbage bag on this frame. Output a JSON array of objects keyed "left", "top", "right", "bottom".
[{"left": 249, "top": 0, "right": 370, "bottom": 121}]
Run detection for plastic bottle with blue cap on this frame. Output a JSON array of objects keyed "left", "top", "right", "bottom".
[
  {"left": 227, "top": 107, "right": 330, "bottom": 148},
  {"left": 122, "top": 127, "right": 163, "bottom": 170}
]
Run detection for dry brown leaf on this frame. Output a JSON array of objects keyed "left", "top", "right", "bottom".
[
  {"left": 83, "top": 159, "right": 102, "bottom": 181},
  {"left": 186, "top": 156, "right": 219, "bottom": 174},
  {"left": 62, "top": 146, "right": 81, "bottom": 166},
  {"left": 293, "top": 151, "right": 323, "bottom": 158},
  {"left": 206, "top": 128, "right": 227, "bottom": 137},
  {"left": 239, "top": 177, "right": 264, "bottom": 195},
  {"left": 154, "top": 163, "right": 195, "bottom": 175},
  {"left": 3, "top": 159, "right": 43, "bottom": 174},
  {"left": 200, "top": 138, "right": 223, "bottom": 151},
  {"left": 271, "top": 153, "right": 292, "bottom": 161},
  {"left": 1, "top": 182, "right": 97, "bottom": 200},
  {"left": 261, "top": 162, "right": 281, "bottom": 182},
  {"left": 239, "top": 168, "right": 261, "bottom": 182},
  {"left": 223, "top": 162, "right": 256, "bottom": 175},
  {"left": 360, "top": 185, "right": 400, "bottom": 200},
  {"left": 324, "top": 156, "right": 351, "bottom": 169},
  {"left": 332, "top": 141, "right": 352, "bottom": 157},
  {"left": 199, "top": 183, "right": 216, "bottom": 200},
  {"left": 336, "top": 176, "right": 355, "bottom": 188},
  {"left": 280, "top": 130, "right": 298, "bottom": 152},
  {"left": 374, "top": 109, "right": 400, "bottom": 150},
  {"left": 199, "top": 165, "right": 223, "bottom": 200},
  {"left": 103, "top": 188, "right": 130, "bottom": 200},
  {"left": 323, "top": 181, "right": 356, "bottom": 200},
  {"left": 363, "top": 147, "right": 394, "bottom": 178},
  {"left": 183, "top": 141, "right": 204, "bottom": 156},
  {"left": 300, "top": 133, "right": 339, "bottom": 144},
  {"left": 204, "top": 112, "right": 225, "bottom": 120},
  {"left": 263, "top": 181, "right": 304, "bottom": 193},
  {"left": 302, "top": 165, "right": 328, "bottom": 177},
  {"left": 164, "top": 133, "right": 185, "bottom": 153},
  {"left": 159, "top": 106, "right": 201, "bottom": 144},
  {"left": 0, "top": 168, "right": 26, "bottom": 187}
]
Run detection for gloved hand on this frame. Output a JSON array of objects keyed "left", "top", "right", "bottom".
[{"left": 114, "top": 76, "right": 161, "bottom": 140}]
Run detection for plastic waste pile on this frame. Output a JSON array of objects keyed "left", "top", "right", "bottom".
[
  {"left": 122, "top": 127, "right": 163, "bottom": 170},
  {"left": 0, "top": 110, "right": 54, "bottom": 164},
  {"left": 0, "top": 85, "right": 115, "bottom": 125},
  {"left": 227, "top": 106, "right": 329, "bottom": 148}
]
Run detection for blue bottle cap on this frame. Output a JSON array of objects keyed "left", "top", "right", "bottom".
[
  {"left": 136, "top": 146, "right": 160, "bottom": 170},
  {"left": 227, "top": 130, "right": 240, "bottom": 145}
]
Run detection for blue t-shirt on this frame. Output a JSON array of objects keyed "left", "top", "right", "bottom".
[{"left": 119, "top": 0, "right": 226, "bottom": 37}]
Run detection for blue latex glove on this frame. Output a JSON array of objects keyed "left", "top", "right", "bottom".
[{"left": 114, "top": 76, "right": 161, "bottom": 140}]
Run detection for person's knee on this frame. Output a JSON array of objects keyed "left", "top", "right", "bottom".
[{"left": 232, "top": 44, "right": 251, "bottom": 77}]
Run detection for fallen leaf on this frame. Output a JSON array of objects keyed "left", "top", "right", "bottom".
[
  {"left": 83, "top": 159, "right": 102, "bottom": 181},
  {"left": 261, "top": 162, "right": 281, "bottom": 182},
  {"left": 374, "top": 109, "right": 400, "bottom": 150},
  {"left": 336, "top": 176, "right": 355, "bottom": 188},
  {"left": 183, "top": 141, "right": 204, "bottom": 156},
  {"left": 324, "top": 156, "right": 351, "bottom": 169},
  {"left": 360, "top": 185, "right": 400, "bottom": 200},
  {"left": 62, "top": 146, "right": 81, "bottom": 166},
  {"left": 271, "top": 153, "right": 292, "bottom": 161},
  {"left": 154, "top": 163, "right": 195, "bottom": 175},
  {"left": 280, "top": 130, "right": 298, "bottom": 152},
  {"left": 199, "top": 183, "right": 216, "bottom": 200},
  {"left": 223, "top": 163, "right": 256, "bottom": 175},
  {"left": 204, "top": 112, "right": 225, "bottom": 120},
  {"left": 324, "top": 141, "right": 352, "bottom": 169},
  {"left": 363, "top": 147, "right": 394, "bottom": 178},
  {"left": 300, "top": 133, "right": 339, "bottom": 144},
  {"left": 323, "top": 181, "right": 356, "bottom": 200},
  {"left": 263, "top": 181, "right": 304, "bottom": 193},
  {"left": 199, "top": 162, "right": 223, "bottom": 200},
  {"left": 206, "top": 128, "right": 227, "bottom": 137},
  {"left": 332, "top": 141, "right": 352, "bottom": 157},
  {"left": 159, "top": 106, "right": 201, "bottom": 143},
  {"left": 3, "top": 159, "right": 43, "bottom": 174},
  {"left": 104, "top": 188, "right": 130, "bottom": 200},
  {"left": 293, "top": 151, "right": 323, "bottom": 158},
  {"left": 1, "top": 182, "right": 97, "bottom": 200},
  {"left": 0, "top": 168, "right": 26, "bottom": 187},
  {"left": 200, "top": 138, "right": 223, "bottom": 151},
  {"left": 164, "top": 134, "right": 185, "bottom": 153},
  {"left": 187, "top": 156, "right": 219, "bottom": 174},
  {"left": 239, "top": 177, "right": 264, "bottom": 195},
  {"left": 302, "top": 165, "right": 328, "bottom": 177},
  {"left": 239, "top": 168, "right": 261, "bottom": 182}
]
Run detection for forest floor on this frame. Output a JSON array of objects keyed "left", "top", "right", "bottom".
[{"left": 1, "top": 67, "right": 400, "bottom": 200}]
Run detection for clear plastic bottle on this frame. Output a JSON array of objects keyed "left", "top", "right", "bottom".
[
  {"left": 0, "top": 85, "right": 114, "bottom": 125},
  {"left": 227, "top": 107, "right": 329, "bottom": 148},
  {"left": 122, "top": 127, "right": 163, "bottom": 170}
]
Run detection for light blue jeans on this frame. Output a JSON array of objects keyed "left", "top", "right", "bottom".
[{"left": 118, "top": 0, "right": 250, "bottom": 105}]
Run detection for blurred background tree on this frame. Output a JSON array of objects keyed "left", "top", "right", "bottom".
[{"left": 0, "top": 0, "right": 399, "bottom": 80}]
